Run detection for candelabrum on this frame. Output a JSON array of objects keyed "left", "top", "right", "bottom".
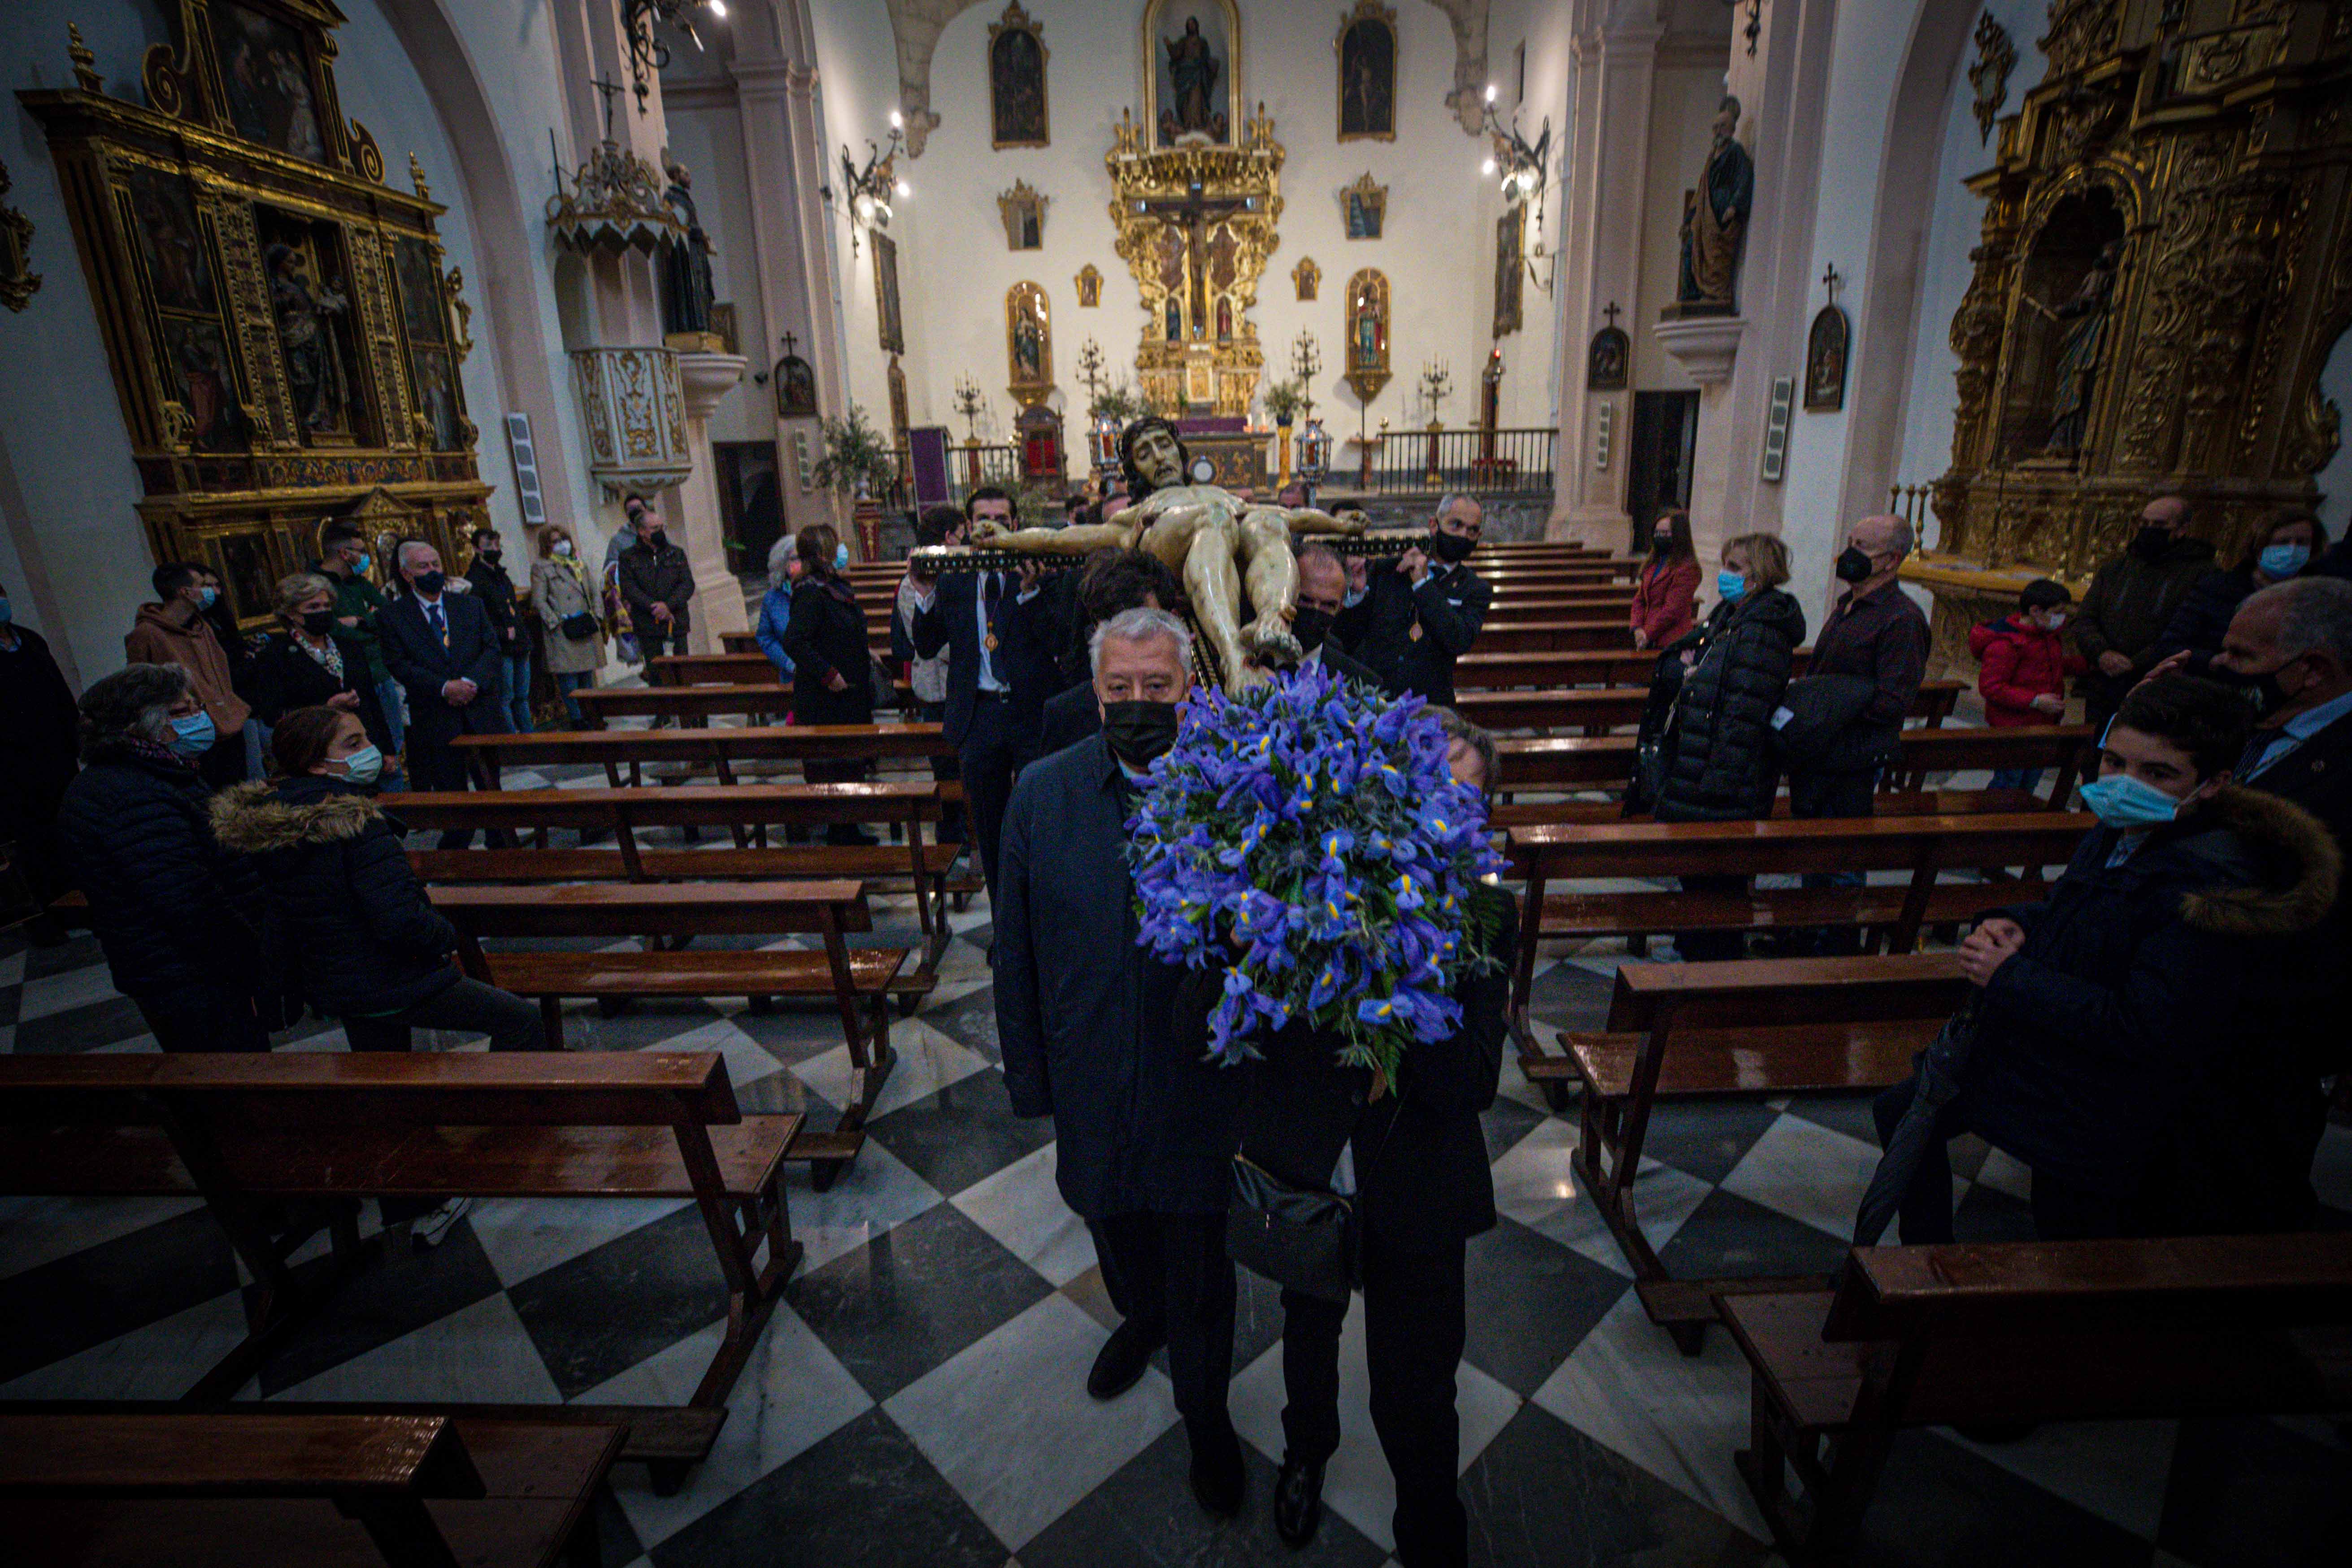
[
  {"left": 1290, "top": 331, "right": 1322, "bottom": 425},
  {"left": 952, "top": 376, "right": 987, "bottom": 445},
  {"left": 1075, "top": 339, "right": 1107, "bottom": 404},
  {"left": 1420, "top": 360, "right": 1452, "bottom": 426}
]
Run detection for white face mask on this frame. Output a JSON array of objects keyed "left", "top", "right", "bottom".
[
  {"left": 2044, "top": 611, "right": 2067, "bottom": 630},
  {"left": 552, "top": 539, "right": 573, "bottom": 557}
]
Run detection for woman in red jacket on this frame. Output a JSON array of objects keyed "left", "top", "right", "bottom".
[{"left": 1630, "top": 510, "right": 1701, "bottom": 649}]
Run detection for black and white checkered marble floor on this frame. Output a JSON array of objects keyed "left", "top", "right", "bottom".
[{"left": 4, "top": 783, "right": 2349, "bottom": 1567}]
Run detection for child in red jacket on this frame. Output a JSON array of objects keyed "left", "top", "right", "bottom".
[{"left": 1968, "top": 578, "right": 2085, "bottom": 792}]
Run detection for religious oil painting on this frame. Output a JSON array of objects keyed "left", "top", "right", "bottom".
[
  {"left": 257, "top": 209, "right": 362, "bottom": 443},
  {"left": 391, "top": 235, "right": 447, "bottom": 353},
  {"left": 1075, "top": 263, "right": 1102, "bottom": 307},
  {"left": 216, "top": 530, "right": 279, "bottom": 624},
  {"left": 1343, "top": 174, "right": 1386, "bottom": 241},
  {"left": 159, "top": 316, "right": 245, "bottom": 452},
  {"left": 210, "top": 3, "right": 326, "bottom": 161},
  {"left": 988, "top": 3, "right": 1050, "bottom": 150},
  {"left": 411, "top": 345, "right": 465, "bottom": 452},
  {"left": 1805, "top": 301, "right": 1849, "bottom": 412},
  {"left": 1006, "top": 282, "right": 1052, "bottom": 397},
  {"left": 1337, "top": 3, "right": 1397, "bottom": 143},
  {"left": 1147, "top": 0, "right": 1237, "bottom": 148},
  {"left": 998, "top": 181, "right": 1048, "bottom": 251},
  {"left": 124, "top": 165, "right": 215, "bottom": 316},
  {"left": 873, "top": 230, "right": 904, "bottom": 356},
  {"left": 776, "top": 348, "right": 818, "bottom": 419},
  {"left": 1492, "top": 205, "right": 1525, "bottom": 339}
]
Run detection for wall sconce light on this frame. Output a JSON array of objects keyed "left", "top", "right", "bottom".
[
  {"left": 839, "top": 113, "right": 909, "bottom": 256},
  {"left": 621, "top": 0, "right": 730, "bottom": 113}
]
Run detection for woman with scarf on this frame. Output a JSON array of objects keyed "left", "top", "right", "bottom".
[{"left": 531, "top": 522, "right": 602, "bottom": 727}]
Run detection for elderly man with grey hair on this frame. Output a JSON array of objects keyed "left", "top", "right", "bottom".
[
  {"left": 54, "top": 664, "right": 274, "bottom": 1052},
  {"left": 375, "top": 535, "right": 509, "bottom": 848},
  {"left": 1341, "top": 493, "right": 1491, "bottom": 705},
  {"left": 996, "top": 606, "right": 1249, "bottom": 1519}
]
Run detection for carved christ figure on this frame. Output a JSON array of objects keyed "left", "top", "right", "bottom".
[
  {"left": 1166, "top": 19, "right": 1220, "bottom": 136},
  {"left": 965, "top": 417, "right": 1367, "bottom": 690},
  {"left": 2027, "top": 241, "right": 2120, "bottom": 457}
]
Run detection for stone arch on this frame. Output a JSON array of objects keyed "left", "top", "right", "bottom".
[
  {"left": 1832, "top": 0, "right": 1986, "bottom": 531},
  {"left": 374, "top": 0, "right": 581, "bottom": 536}
]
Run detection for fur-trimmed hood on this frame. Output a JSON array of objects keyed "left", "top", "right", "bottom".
[
  {"left": 2172, "top": 784, "right": 2340, "bottom": 939},
  {"left": 209, "top": 777, "right": 385, "bottom": 854}
]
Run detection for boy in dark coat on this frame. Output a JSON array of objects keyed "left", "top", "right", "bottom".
[{"left": 1873, "top": 674, "right": 2339, "bottom": 1243}]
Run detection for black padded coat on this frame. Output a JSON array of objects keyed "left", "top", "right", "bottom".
[
  {"left": 210, "top": 775, "right": 463, "bottom": 1017},
  {"left": 1652, "top": 587, "right": 1806, "bottom": 824}
]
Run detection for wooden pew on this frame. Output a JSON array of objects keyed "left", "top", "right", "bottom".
[
  {"left": 1504, "top": 811, "right": 2091, "bottom": 1034},
  {"left": 1552, "top": 954, "right": 1973, "bottom": 1347},
  {"left": 0, "top": 1051, "right": 794, "bottom": 1486},
  {"left": 1722, "top": 1234, "right": 2352, "bottom": 1563},
  {"left": 0, "top": 1412, "right": 620, "bottom": 1568},
  {"left": 1460, "top": 679, "right": 1964, "bottom": 732},
  {"left": 1490, "top": 725, "right": 2094, "bottom": 825},
  {"left": 431, "top": 880, "right": 895, "bottom": 1186},
  {"left": 450, "top": 722, "right": 952, "bottom": 789},
  {"left": 1476, "top": 620, "right": 1646, "bottom": 654},
  {"left": 390, "top": 782, "right": 956, "bottom": 999},
  {"left": 654, "top": 652, "right": 796, "bottom": 685},
  {"left": 575, "top": 682, "right": 802, "bottom": 726}
]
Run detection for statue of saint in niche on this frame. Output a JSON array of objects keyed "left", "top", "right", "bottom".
[
  {"left": 1161, "top": 16, "right": 1226, "bottom": 144},
  {"left": 1013, "top": 314, "right": 1044, "bottom": 378},
  {"left": 660, "top": 158, "right": 716, "bottom": 339},
  {"left": 1676, "top": 97, "right": 1754, "bottom": 313},
  {"left": 2028, "top": 241, "right": 2120, "bottom": 457},
  {"left": 266, "top": 242, "right": 352, "bottom": 434}
]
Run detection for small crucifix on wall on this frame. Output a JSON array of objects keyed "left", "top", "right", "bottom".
[{"left": 1804, "top": 264, "right": 1850, "bottom": 413}]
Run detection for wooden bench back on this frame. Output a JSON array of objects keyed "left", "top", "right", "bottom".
[
  {"left": 450, "top": 723, "right": 953, "bottom": 783},
  {"left": 0, "top": 1051, "right": 744, "bottom": 1131},
  {"left": 383, "top": 783, "right": 940, "bottom": 834},
  {"left": 0, "top": 1412, "right": 486, "bottom": 1502},
  {"left": 1603, "top": 953, "right": 1969, "bottom": 1034},
  {"left": 1508, "top": 811, "right": 2091, "bottom": 881},
  {"left": 431, "top": 879, "right": 873, "bottom": 940},
  {"left": 1496, "top": 725, "right": 2091, "bottom": 795},
  {"left": 1462, "top": 679, "right": 1962, "bottom": 733}
]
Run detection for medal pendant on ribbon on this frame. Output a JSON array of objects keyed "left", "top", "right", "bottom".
[
  {"left": 984, "top": 633, "right": 1000, "bottom": 651},
  {"left": 1409, "top": 623, "right": 1425, "bottom": 642}
]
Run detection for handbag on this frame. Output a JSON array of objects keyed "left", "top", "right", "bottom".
[
  {"left": 1224, "top": 1101, "right": 1400, "bottom": 1304},
  {"left": 560, "top": 611, "right": 599, "bottom": 642}
]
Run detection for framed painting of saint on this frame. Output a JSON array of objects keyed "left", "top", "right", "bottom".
[
  {"left": 988, "top": 3, "right": 1050, "bottom": 150},
  {"left": 1492, "top": 206, "right": 1524, "bottom": 338},
  {"left": 1005, "top": 282, "right": 1052, "bottom": 402},
  {"left": 1293, "top": 256, "right": 1320, "bottom": 302},
  {"left": 1145, "top": 0, "right": 1239, "bottom": 148},
  {"left": 998, "top": 181, "right": 1048, "bottom": 251},
  {"left": 209, "top": 3, "right": 327, "bottom": 162},
  {"left": 1075, "top": 264, "right": 1102, "bottom": 307},
  {"left": 1337, "top": 3, "right": 1397, "bottom": 143},
  {"left": 1805, "top": 302, "right": 1850, "bottom": 412},
  {"left": 873, "top": 231, "right": 904, "bottom": 355},
  {"left": 1342, "top": 174, "right": 1386, "bottom": 241}
]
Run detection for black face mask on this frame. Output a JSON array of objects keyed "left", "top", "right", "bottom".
[
  {"left": 1101, "top": 699, "right": 1182, "bottom": 769},
  {"left": 1651, "top": 533, "right": 1674, "bottom": 553},
  {"left": 1835, "top": 546, "right": 1876, "bottom": 583},
  {"left": 2130, "top": 526, "right": 2173, "bottom": 561},
  {"left": 479, "top": 548, "right": 501, "bottom": 563},
  {"left": 411, "top": 570, "right": 446, "bottom": 597},
  {"left": 647, "top": 530, "right": 669, "bottom": 552},
  {"left": 300, "top": 609, "right": 338, "bottom": 636},
  {"left": 1429, "top": 530, "right": 1475, "bottom": 564},
  {"left": 2212, "top": 657, "right": 2306, "bottom": 721},
  {"left": 1291, "top": 606, "right": 1335, "bottom": 653}
]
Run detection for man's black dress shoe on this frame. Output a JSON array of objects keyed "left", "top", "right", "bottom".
[
  {"left": 1274, "top": 1454, "right": 1325, "bottom": 1548},
  {"left": 1086, "top": 1318, "right": 1161, "bottom": 1401}
]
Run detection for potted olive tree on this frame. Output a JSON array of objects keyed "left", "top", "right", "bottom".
[{"left": 812, "top": 403, "right": 898, "bottom": 560}]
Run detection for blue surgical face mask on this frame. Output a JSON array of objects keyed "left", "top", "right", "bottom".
[
  {"left": 1343, "top": 586, "right": 1367, "bottom": 609},
  {"left": 1716, "top": 570, "right": 1747, "bottom": 602},
  {"left": 834, "top": 542, "right": 851, "bottom": 570},
  {"left": 352, "top": 552, "right": 371, "bottom": 575},
  {"left": 330, "top": 743, "right": 384, "bottom": 786},
  {"left": 168, "top": 710, "right": 217, "bottom": 758},
  {"left": 2259, "top": 542, "right": 2310, "bottom": 579},
  {"left": 0, "top": 595, "right": 13, "bottom": 626},
  {"left": 2078, "top": 771, "right": 2194, "bottom": 829},
  {"left": 196, "top": 586, "right": 218, "bottom": 610}
]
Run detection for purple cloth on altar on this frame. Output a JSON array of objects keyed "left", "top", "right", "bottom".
[{"left": 1176, "top": 415, "right": 1248, "bottom": 436}]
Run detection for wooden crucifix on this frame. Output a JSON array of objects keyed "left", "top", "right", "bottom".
[{"left": 1137, "top": 180, "right": 1252, "bottom": 339}]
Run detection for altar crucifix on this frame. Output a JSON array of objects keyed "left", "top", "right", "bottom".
[{"left": 1139, "top": 179, "right": 1253, "bottom": 340}]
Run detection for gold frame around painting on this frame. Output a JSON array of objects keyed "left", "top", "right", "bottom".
[
  {"left": 1341, "top": 173, "right": 1386, "bottom": 240},
  {"left": 872, "top": 229, "right": 904, "bottom": 354},
  {"left": 1075, "top": 263, "right": 1102, "bottom": 306},
  {"left": 1005, "top": 281, "right": 1053, "bottom": 404},
  {"left": 19, "top": 0, "right": 488, "bottom": 628},
  {"left": 1335, "top": 0, "right": 1397, "bottom": 144},
  {"left": 998, "top": 179, "right": 1049, "bottom": 250},
  {"left": 1141, "top": 0, "right": 1243, "bottom": 149},
  {"left": 1343, "top": 266, "right": 1390, "bottom": 402},
  {"left": 987, "top": 1, "right": 1050, "bottom": 151},
  {"left": 1492, "top": 205, "right": 1524, "bottom": 338},
  {"left": 1293, "top": 256, "right": 1319, "bottom": 301}
]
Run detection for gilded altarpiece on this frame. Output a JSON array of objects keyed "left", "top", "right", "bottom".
[
  {"left": 1916, "top": 0, "right": 2352, "bottom": 656},
  {"left": 20, "top": 0, "right": 488, "bottom": 630},
  {"left": 1106, "top": 104, "right": 1284, "bottom": 417}
]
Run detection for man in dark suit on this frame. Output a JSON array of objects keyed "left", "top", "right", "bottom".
[
  {"left": 378, "top": 538, "right": 507, "bottom": 850},
  {"left": 1291, "top": 545, "right": 1379, "bottom": 689},
  {"left": 1344, "top": 495, "right": 1491, "bottom": 705},
  {"left": 1037, "top": 547, "right": 1187, "bottom": 757},
  {"left": 908, "top": 486, "right": 1063, "bottom": 908},
  {"left": 997, "top": 607, "right": 1247, "bottom": 1520}
]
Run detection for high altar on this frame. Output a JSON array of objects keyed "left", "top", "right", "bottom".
[
  {"left": 1106, "top": 100, "right": 1284, "bottom": 421},
  {"left": 19, "top": 1, "right": 488, "bottom": 629},
  {"left": 1909, "top": 0, "right": 2352, "bottom": 658}
]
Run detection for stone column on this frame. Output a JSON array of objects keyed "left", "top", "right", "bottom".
[
  {"left": 1548, "top": 10, "right": 1664, "bottom": 548},
  {"left": 674, "top": 350, "right": 753, "bottom": 653}
]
